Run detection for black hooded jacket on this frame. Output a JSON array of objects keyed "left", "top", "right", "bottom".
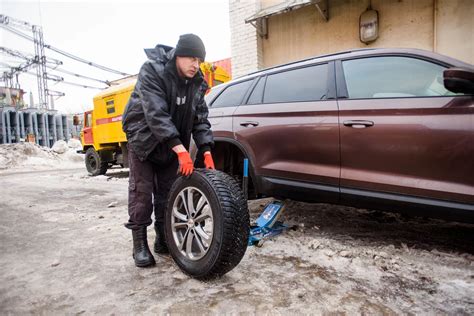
[{"left": 122, "top": 44, "right": 214, "bottom": 163}]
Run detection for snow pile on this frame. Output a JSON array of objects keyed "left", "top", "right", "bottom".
[
  {"left": 0, "top": 140, "right": 84, "bottom": 171},
  {"left": 51, "top": 140, "right": 69, "bottom": 154}
]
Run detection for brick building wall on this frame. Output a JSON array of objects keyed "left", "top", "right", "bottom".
[{"left": 229, "top": 0, "right": 263, "bottom": 78}]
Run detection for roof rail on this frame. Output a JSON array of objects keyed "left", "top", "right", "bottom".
[{"left": 245, "top": 48, "right": 376, "bottom": 77}]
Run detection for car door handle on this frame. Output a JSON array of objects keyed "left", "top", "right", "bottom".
[
  {"left": 240, "top": 121, "right": 259, "bottom": 127},
  {"left": 343, "top": 120, "right": 374, "bottom": 128}
]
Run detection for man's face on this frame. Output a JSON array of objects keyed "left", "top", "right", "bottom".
[{"left": 175, "top": 56, "right": 202, "bottom": 79}]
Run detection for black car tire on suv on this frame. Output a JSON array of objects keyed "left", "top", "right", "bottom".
[{"left": 165, "top": 169, "right": 250, "bottom": 280}]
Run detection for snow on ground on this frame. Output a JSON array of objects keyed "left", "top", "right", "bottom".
[
  {"left": 0, "top": 145, "right": 472, "bottom": 314},
  {"left": 0, "top": 140, "right": 84, "bottom": 172}
]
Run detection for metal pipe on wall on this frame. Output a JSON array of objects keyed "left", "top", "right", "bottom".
[{"left": 0, "top": 109, "right": 6, "bottom": 144}]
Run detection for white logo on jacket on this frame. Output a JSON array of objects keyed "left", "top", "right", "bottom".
[{"left": 176, "top": 96, "right": 186, "bottom": 106}]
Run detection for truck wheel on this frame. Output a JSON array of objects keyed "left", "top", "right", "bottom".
[
  {"left": 165, "top": 169, "right": 249, "bottom": 280},
  {"left": 85, "top": 148, "right": 108, "bottom": 176}
]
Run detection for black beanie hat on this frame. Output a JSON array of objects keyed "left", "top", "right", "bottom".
[{"left": 175, "top": 34, "right": 206, "bottom": 61}]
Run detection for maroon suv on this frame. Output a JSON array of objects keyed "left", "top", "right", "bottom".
[{"left": 198, "top": 48, "right": 474, "bottom": 221}]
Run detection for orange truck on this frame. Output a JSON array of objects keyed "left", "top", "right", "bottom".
[{"left": 80, "top": 62, "right": 230, "bottom": 175}]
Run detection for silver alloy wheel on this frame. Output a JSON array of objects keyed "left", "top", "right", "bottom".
[{"left": 171, "top": 186, "right": 214, "bottom": 261}]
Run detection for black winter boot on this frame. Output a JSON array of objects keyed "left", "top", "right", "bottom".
[
  {"left": 132, "top": 227, "right": 155, "bottom": 267},
  {"left": 154, "top": 223, "right": 169, "bottom": 254}
]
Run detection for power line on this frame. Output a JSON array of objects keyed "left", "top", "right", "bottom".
[
  {"left": 24, "top": 70, "right": 105, "bottom": 90},
  {"left": 59, "top": 80, "right": 104, "bottom": 90},
  {"left": 45, "top": 65, "right": 113, "bottom": 86},
  {"left": 1, "top": 24, "right": 130, "bottom": 76},
  {"left": 45, "top": 44, "right": 130, "bottom": 76},
  {"left": 2, "top": 46, "right": 111, "bottom": 85}
]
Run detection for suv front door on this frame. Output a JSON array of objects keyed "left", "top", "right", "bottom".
[{"left": 337, "top": 56, "right": 474, "bottom": 207}]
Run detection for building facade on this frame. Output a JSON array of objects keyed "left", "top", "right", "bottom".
[{"left": 229, "top": 0, "right": 474, "bottom": 78}]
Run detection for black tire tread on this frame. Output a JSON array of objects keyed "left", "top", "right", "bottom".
[
  {"left": 167, "top": 169, "right": 249, "bottom": 280},
  {"left": 85, "top": 148, "right": 107, "bottom": 176}
]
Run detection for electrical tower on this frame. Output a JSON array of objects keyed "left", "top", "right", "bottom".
[
  {"left": 0, "top": 14, "right": 62, "bottom": 110},
  {"left": 1, "top": 14, "right": 130, "bottom": 111}
]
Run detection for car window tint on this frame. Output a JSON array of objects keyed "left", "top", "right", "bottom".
[
  {"left": 247, "top": 76, "right": 266, "bottom": 105},
  {"left": 205, "top": 85, "right": 224, "bottom": 105},
  {"left": 263, "top": 64, "right": 328, "bottom": 103},
  {"left": 342, "top": 56, "right": 460, "bottom": 99},
  {"left": 211, "top": 80, "right": 253, "bottom": 108}
]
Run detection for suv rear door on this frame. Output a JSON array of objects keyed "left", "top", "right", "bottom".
[
  {"left": 337, "top": 55, "right": 474, "bottom": 207},
  {"left": 232, "top": 62, "right": 340, "bottom": 202}
]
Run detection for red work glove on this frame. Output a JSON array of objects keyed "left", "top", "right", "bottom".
[
  {"left": 177, "top": 151, "right": 194, "bottom": 176},
  {"left": 203, "top": 152, "right": 215, "bottom": 170}
]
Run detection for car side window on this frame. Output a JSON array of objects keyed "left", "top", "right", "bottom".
[
  {"left": 263, "top": 64, "right": 328, "bottom": 103},
  {"left": 342, "top": 56, "right": 461, "bottom": 99},
  {"left": 247, "top": 76, "right": 266, "bottom": 105},
  {"left": 205, "top": 86, "right": 224, "bottom": 106},
  {"left": 211, "top": 80, "right": 253, "bottom": 108}
]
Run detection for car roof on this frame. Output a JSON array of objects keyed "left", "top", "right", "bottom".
[{"left": 220, "top": 48, "right": 473, "bottom": 86}]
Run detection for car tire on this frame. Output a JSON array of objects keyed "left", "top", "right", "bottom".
[
  {"left": 85, "top": 148, "right": 107, "bottom": 176},
  {"left": 165, "top": 169, "right": 249, "bottom": 280}
]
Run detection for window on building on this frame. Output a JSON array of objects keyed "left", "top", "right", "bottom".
[
  {"left": 263, "top": 64, "right": 328, "bottom": 103},
  {"left": 342, "top": 56, "right": 460, "bottom": 99},
  {"left": 211, "top": 80, "right": 253, "bottom": 108}
]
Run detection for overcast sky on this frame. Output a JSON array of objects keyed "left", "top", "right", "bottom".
[{"left": 1, "top": 0, "right": 231, "bottom": 114}]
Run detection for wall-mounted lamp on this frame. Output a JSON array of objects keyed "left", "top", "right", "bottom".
[{"left": 360, "top": 7, "right": 379, "bottom": 44}]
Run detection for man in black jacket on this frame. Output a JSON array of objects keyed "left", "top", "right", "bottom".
[{"left": 122, "top": 34, "right": 215, "bottom": 267}]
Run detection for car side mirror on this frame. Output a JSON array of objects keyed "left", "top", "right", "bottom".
[{"left": 443, "top": 67, "right": 474, "bottom": 94}]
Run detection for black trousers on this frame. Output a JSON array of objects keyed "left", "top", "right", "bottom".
[{"left": 125, "top": 147, "right": 178, "bottom": 230}]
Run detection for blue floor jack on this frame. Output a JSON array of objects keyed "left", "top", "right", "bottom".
[{"left": 242, "top": 159, "right": 289, "bottom": 247}]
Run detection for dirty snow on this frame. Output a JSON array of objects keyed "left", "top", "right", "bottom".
[
  {"left": 0, "top": 140, "right": 83, "bottom": 171},
  {"left": 0, "top": 149, "right": 473, "bottom": 314}
]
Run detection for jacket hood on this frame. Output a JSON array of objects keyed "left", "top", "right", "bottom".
[{"left": 144, "top": 44, "right": 175, "bottom": 63}]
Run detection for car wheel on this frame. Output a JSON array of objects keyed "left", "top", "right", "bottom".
[
  {"left": 85, "top": 148, "right": 107, "bottom": 176},
  {"left": 165, "top": 169, "right": 249, "bottom": 280}
]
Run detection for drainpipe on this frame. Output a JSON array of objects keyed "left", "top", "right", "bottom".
[
  {"left": 5, "top": 110, "right": 12, "bottom": 143},
  {"left": 33, "top": 113, "right": 39, "bottom": 145},
  {"left": 19, "top": 112, "right": 25, "bottom": 139},
  {"left": 14, "top": 111, "right": 20, "bottom": 142}
]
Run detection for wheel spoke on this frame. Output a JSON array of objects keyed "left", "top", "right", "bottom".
[
  {"left": 185, "top": 229, "right": 195, "bottom": 258},
  {"left": 172, "top": 222, "right": 188, "bottom": 229},
  {"left": 173, "top": 206, "right": 187, "bottom": 222},
  {"left": 178, "top": 228, "right": 190, "bottom": 251},
  {"left": 179, "top": 191, "right": 190, "bottom": 218},
  {"left": 195, "top": 225, "right": 211, "bottom": 244},
  {"left": 194, "top": 205, "right": 211, "bottom": 223},
  {"left": 194, "top": 196, "right": 206, "bottom": 217},
  {"left": 187, "top": 188, "right": 196, "bottom": 215},
  {"left": 193, "top": 229, "right": 206, "bottom": 253}
]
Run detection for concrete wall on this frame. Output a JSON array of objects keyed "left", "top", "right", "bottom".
[
  {"left": 262, "top": 0, "right": 437, "bottom": 67},
  {"left": 436, "top": 0, "right": 474, "bottom": 65},
  {"left": 229, "top": 0, "right": 473, "bottom": 74},
  {"left": 229, "top": 0, "right": 264, "bottom": 78}
]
